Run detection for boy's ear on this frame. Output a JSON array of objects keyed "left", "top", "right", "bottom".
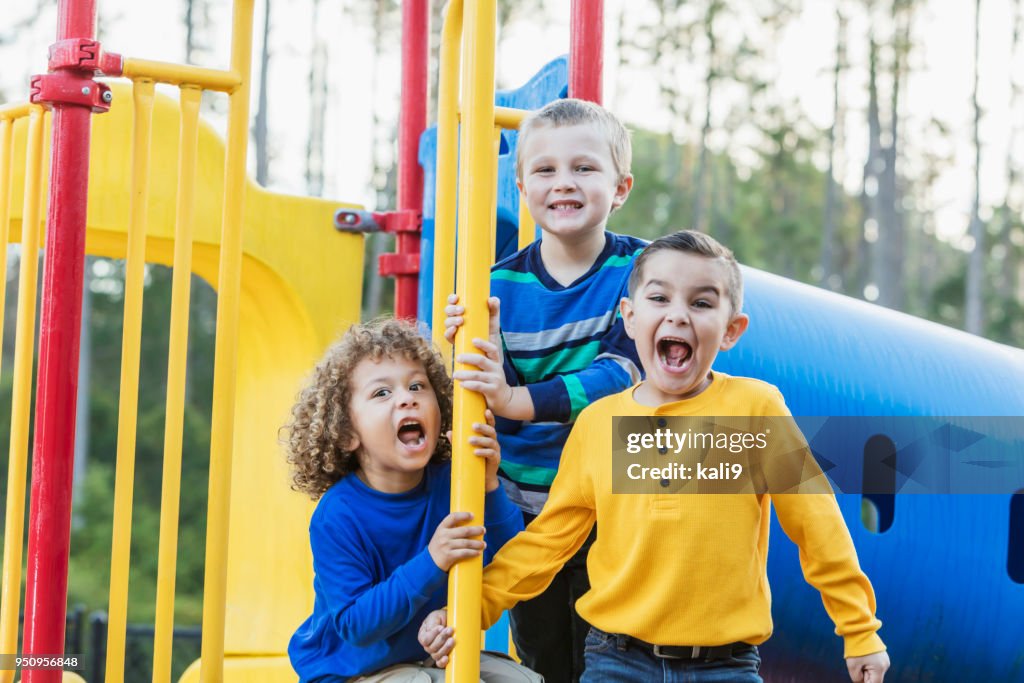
[
  {"left": 611, "top": 174, "right": 634, "bottom": 210},
  {"left": 516, "top": 177, "right": 525, "bottom": 195},
  {"left": 620, "top": 297, "right": 637, "bottom": 339},
  {"left": 719, "top": 312, "right": 749, "bottom": 351},
  {"left": 342, "top": 432, "right": 360, "bottom": 453}
]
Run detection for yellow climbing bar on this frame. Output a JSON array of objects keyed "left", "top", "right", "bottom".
[
  {"left": 151, "top": 84, "right": 202, "bottom": 683},
  {"left": 432, "top": 0, "right": 463, "bottom": 362},
  {"left": 105, "top": 76, "right": 155, "bottom": 683},
  {"left": 200, "top": 0, "right": 256, "bottom": 679},
  {"left": 122, "top": 58, "right": 242, "bottom": 92},
  {"left": 0, "top": 105, "right": 46, "bottom": 683}
]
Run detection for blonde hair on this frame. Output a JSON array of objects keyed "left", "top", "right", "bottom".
[
  {"left": 283, "top": 318, "right": 453, "bottom": 499},
  {"left": 516, "top": 98, "right": 632, "bottom": 183}
]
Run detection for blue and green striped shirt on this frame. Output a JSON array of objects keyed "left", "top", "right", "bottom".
[{"left": 493, "top": 231, "right": 645, "bottom": 513}]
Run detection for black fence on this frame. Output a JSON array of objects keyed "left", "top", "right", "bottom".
[{"left": 19, "top": 607, "right": 201, "bottom": 682}]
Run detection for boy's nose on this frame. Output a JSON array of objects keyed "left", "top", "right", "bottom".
[
  {"left": 397, "top": 390, "right": 419, "bottom": 407},
  {"left": 665, "top": 307, "right": 690, "bottom": 325},
  {"left": 553, "top": 170, "right": 577, "bottom": 190}
]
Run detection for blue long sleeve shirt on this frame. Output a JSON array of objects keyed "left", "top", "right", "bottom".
[
  {"left": 288, "top": 461, "right": 523, "bottom": 681},
  {"left": 492, "top": 231, "right": 645, "bottom": 514}
]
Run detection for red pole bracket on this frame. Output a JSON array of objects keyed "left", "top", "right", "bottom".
[
  {"left": 47, "top": 38, "right": 123, "bottom": 76},
  {"left": 30, "top": 73, "right": 112, "bottom": 113},
  {"left": 334, "top": 208, "right": 421, "bottom": 234},
  {"left": 378, "top": 252, "right": 421, "bottom": 277}
]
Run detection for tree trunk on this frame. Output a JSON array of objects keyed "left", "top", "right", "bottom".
[
  {"left": 860, "top": 30, "right": 883, "bottom": 299},
  {"left": 821, "top": 6, "right": 847, "bottom": 289},
  {"left": 878, "top": 0, "right": 911, "bottom": 310},
  {"left": 691, "top": 3, "right": 719, "bottom": 234},
  {"left": 965, "top": 0, "right": 985, "bottom": 334},
  {"left": 306, "top": 0, "right": 327, "bottom": 196},
  {"left": 253, "top": 0, "right": 272, "bottom": 186}
]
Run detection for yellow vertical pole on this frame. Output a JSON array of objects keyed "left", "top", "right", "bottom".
[
  {"left": 200, "top": 0, "right": 255, "bottom": 679},
  {"left": 517, "top": 195, "right": 534, "bottom": 250},
  {"left": 447, "top": 0, "right": 497, "bottom": 681},
  {"left": 432, "top": 0, "right": 463, "bottom": 364},
  {"left": 0, "top": 107, "right": 44, "bottom": 683},
  {"left": 105, "top": 77, "right": 156, "bottom": 683},
  {"left": 151, "top": 84, "right": 202, "bottom": 683},
  {"left": 491, "top": 126, "right": 501, "bottom": 261}
]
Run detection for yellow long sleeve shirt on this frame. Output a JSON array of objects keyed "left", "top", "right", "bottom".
[{"left": 480, "top": 373, "right": 885, "bottom": 658}]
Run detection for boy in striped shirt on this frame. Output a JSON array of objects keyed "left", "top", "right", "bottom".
[{"left": 444, "top": 98, "right": 644, "bottom": 681}]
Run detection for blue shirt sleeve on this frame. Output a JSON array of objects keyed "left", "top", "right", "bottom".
[
  {"left": 309, "top": 510, "right": 447, "bottom": 647},
  {"left": 526, "top": 295, "right": 641, "bottom": 424}
]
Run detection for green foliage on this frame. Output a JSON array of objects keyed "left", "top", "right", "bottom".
[{"left": 610, "top": 125, "right": 1020, "bottom": 347}]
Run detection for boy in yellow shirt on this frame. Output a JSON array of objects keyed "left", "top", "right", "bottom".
[{"left": 421, "top": 230, "right": 890, "bottom": 682}]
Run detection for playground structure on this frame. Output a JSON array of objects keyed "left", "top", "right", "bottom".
[{"left": 0, "top": 1, "right": 1023, "bottom": 683}]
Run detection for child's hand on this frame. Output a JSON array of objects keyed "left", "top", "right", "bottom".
[
  {"left": 846, "top": 651, "right": 889, "bottom": 683},
  {"left": 418, "top": 608, "right": 454, "bottom": 667},
  {"left": 428, "top": 512, "right": 486, "bottom": 571},
  {"left": 469, "top": 409, "right": 501, "bottom": 492},
  {"left": 444, "top": 295, "right": 503, "bottom": 356},
  {"left": 443, "top": 293, "right": 465, "bottom": 344}
]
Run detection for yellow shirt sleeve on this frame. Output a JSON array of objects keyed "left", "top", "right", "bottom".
[
  {"left": 761, "top": 388, "right": 886, "bottom": 658},
  {"left": 480, "top": 418, "right": 597, "bottom": 628}
]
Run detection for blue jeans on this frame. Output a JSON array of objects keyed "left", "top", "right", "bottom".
[{"left": 580, "top": 628, "right": 762, "bottom": 683}]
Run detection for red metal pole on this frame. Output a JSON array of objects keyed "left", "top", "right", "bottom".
[
  {"left": 570, "top": 0, "right": 603, "bottom": 103},
  {"left": 390, "top": 0, "right": 429, "bottom": 319},
  {"left": 23, "top": 0, "right": 97, "bottom": 677}
]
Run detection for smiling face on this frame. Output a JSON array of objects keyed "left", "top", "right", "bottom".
[
  {"left": 621, "top": 250, "right": 749, "bottom": 406},
  {"left": 346, "top": 355, "right": 442, "bottom": 492},
  {"left": 516, "top": 122, "right": 633, "bottom": 247}
]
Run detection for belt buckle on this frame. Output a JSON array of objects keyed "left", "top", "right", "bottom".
[{"left": 651, "top": 645, "right": 695, "bottom": 660}]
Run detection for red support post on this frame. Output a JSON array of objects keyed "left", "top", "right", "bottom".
[
  {"left": 391, "top": 0, "right": 429, "bottom": 320},
  {"left": 570, "top": 0, "right": 604, "bottom": 104},
  {"left": 22, "top": 0, "right": 99, "bottom": 677}
]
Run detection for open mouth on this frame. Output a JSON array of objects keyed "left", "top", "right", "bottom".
[
  {"left": 549, "top": 200, "right": 583, "bottom": 212},
  {"left": 397, "top": 419, "right": 426, "bottom": 447},
  {"left": 657, "top": 338, "right": 692, "bottom": 370}
]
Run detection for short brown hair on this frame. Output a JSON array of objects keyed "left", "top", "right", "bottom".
[
  {"left": 516, "top": 98, "right": 632, "bottom": 183},
  {"left": 627, "top": 230, "right": 744, "bottom": 313},
  {"left": 283, "top": 318, "right": 453, "bottom": 499}
]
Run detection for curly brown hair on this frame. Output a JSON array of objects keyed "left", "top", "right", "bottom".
[{"left": 283, "top": 318, "right": 453, "bottom": 499}]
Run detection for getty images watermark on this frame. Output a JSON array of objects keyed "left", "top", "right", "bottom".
[{"left": 611, "top": 416, "right": 1024, "bottom": 495}]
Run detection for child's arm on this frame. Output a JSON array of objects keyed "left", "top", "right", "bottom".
[
  {"left": 477, "top": 417, "right": 594, "bottom": 625},
  {"left": 310, "top": 510, "right": 484, "bottom": 647},
  {"left": 449, "top": 296, "right": 535, "bottom": 420},
  {"left": 762, "top": 391, "right": 887, "bottom": 673},
  {"left": 470, "top": 410, "right": 526, "bottom": 558},
  {"left": 448, "top": 293, "right": 640, "bottom": 422},
  {"left": 308, "top": 517, "right": 446, "bottom": 646},
  {"left": 419, "top": 419, "right": 595, "bottom": 666}
]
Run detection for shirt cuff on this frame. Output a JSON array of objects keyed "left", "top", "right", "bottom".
[
  {"left": 527, "top": 377, "right": 570, "bottom": 423},
  {"left": 843, "top": 631, "right": 886, "bottom": 659}
]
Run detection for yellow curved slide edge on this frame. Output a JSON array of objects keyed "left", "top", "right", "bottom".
[{"left": 6, "top": 82, "right": 364, "bottom": 681}]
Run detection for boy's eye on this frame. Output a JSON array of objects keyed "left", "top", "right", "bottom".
[
  {"left": 576, "top": 165, "right": 594, "bottom": 172},
  {"left": 693, "top": 300, "right": 713, "bottom": 309},
  {"left": 372, "top": 388, "right": 391, "bottom": 398},
  {"left": 410, "top": 381, "right": 425, "bottom": 391},
  {"left": 648, "top": 294, "right": 668, "bottom": 303},
  {"left": 535, "top": 167, "right": 554, "bottom": 174}
]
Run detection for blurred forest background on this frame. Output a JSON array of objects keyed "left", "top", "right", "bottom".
[{"left": 0, "top": 0, "right": 1021, "bottom": 655}]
